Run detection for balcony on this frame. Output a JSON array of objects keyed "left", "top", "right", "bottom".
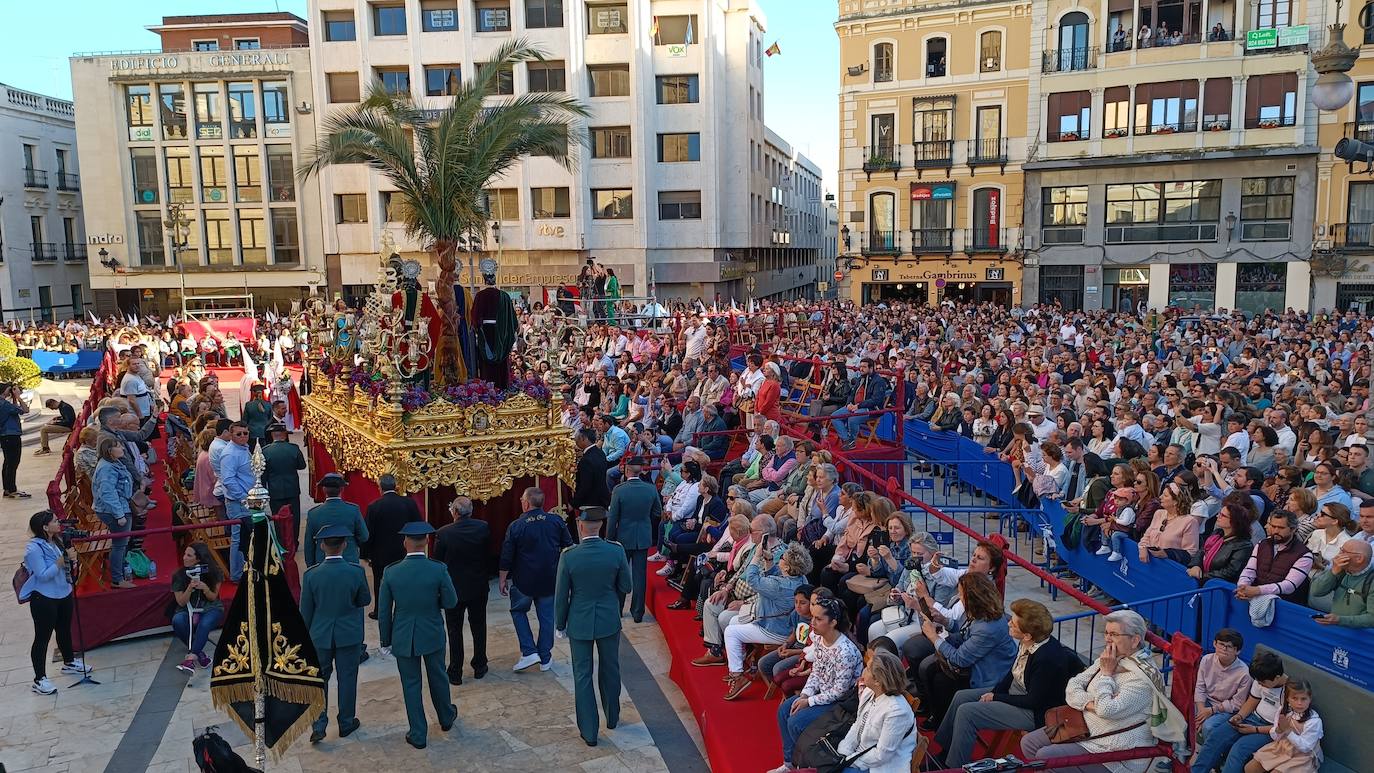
[
  {"left": 1140, "top": 33, "right": 1202, "bottom": 49},
  {"left": 56, "top": 173, "right": 80, "bottom": 191},
  {"left": 862, "top": 145, "right": 902, "bottom": 180},
  {"left": 30, "top": 242, "right": 58, "bottom": 261},
  {"left": 967, "top": 138, "right": 1008, "bottom": 173},
  {"left": 1136, "top": 121, "right": 1199, "bottom": 136},
  {"left": 63, "top": 243, "right": 87, "bottom": 261},
  {"left": 1244, "top": 114, "right": 1296, "bottom": 130},
  {"left": 911, "top": 140, "right": 953, "bottom": 177},
  {"left": 1042, "top": 47, "right": 1097, "bottom": 73},
  {"left": 910, "top": 228, "right": 954, "bottom": 254},
  {"left": 1048, "top": 129, "right": 1088, "bottom": 142},
  {"left": 1331, "top": 223, "right": 1374, "bottom": 252},
  {"left": 24, "top": 168, "right": 47, "bottom": 188},
  {"left": 1345, "top": 121, "right": 1374, "bottom": 143},
  {"left": 862, "top": 229, "right": 900, "bottom": 256},
  {"left": 966, "top": 228, "right": 1008, "bottom": 254}
]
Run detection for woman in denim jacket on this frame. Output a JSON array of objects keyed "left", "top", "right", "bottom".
[{"left": 92, "top": 437, "right": 135, "bottom": 588}]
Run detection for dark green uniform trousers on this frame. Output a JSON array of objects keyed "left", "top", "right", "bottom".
[
  {"left": 313, "top": 643, "right": 362, "bottom": 734},
  {"left": 395, "top": 650, "right": 455, "bottom": 745},
  {"left": 570, "top": 634, "right": 621, "bottom": 743}
]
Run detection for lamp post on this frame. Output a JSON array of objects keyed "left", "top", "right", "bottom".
[
  {"left": 481, "top": 220, "right": 502, "bottom": 288},
  {"left": 1310, "top": 0, "right": 1360, "bottom": 111},
  {"left": 163, "top": 203, "right": 192, "bottom": 313}
]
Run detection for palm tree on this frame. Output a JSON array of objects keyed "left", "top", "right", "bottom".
[{"left": 300, "top": 38, "right": 588, "bottom": 382}]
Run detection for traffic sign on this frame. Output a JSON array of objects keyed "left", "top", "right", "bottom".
[
  {"left": 833, "top": 270, "right": 844, "bottom": 281},
  {"left": 817, "top": 281, "right": 830, "bottom": 292}
]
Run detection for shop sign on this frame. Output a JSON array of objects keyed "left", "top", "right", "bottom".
[
  {"left": 536, "top": 224, "right": 566, "bottom": 237},
  {"left": 910, "top": 182, "right": 955, "bottom": 201},
  {"left": 1246, "top": 26, "right": 1307, "bottom": 50},
  {"left": 667, "top": 44, "right": 688, "bottom": 57},
  {"left": 873, "top": 269, "right": 890, "bottom": 282},
  {"left": 129, "top": 126, "right": 153, "bottom": 142},
  {"left": 986, "top": 268, "right": 1004, "bottom": 281},
  {"left": 87, "top": 234, "right": 124, "bottom": 244},
  {"left": 497, "top": 271, "right": 580, "bottom": 286}
]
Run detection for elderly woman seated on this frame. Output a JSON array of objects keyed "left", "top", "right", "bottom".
[
  {"left": 1020, "top": 609, "right": 1164, "bottom": 773},
  {"left": 722, "top": 541, "right": 813, "bottom": 700}
]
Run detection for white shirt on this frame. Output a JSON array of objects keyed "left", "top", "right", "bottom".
[
  {"left": 1224, "top": 430, "right": 1251, "bottom": 463},
  {"left": 1029, "top": 417, "right": 1055, "bottom": 443},
  {"left": 1274, "top": 425, "right": 1297, "bottom": 455},
  {"left": 684, "top": 325, "right": 708, "bottom": 360}
]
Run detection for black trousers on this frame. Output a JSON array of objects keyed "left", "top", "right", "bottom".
[
  {"left": 30, "top": 591, "right": 74, "bottom": 680},
  {"left": 444, "top": 597, "right": 488, "bottom": 674},
  {"left": 1, "top": 434, "right": 21, "bottom": 493}
]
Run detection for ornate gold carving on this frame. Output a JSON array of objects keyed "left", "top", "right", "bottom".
[
  {"left": 214, "top": 622, "right": 253, "bottom": 676},
  {"left": 270, "top": 622, "right": 321, "bottom": 677}
]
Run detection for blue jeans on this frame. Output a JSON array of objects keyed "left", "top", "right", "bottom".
[
  {"left": 777, "top": 694, "right": 831, "bottom": 765},
  {"left": 1109, "top": 530, "right": 1131, "bottom": 556},
  {"left": 226, "top": 501, "right": 247, "bottom": 581},
  {"left": 97, "top": 511, "right": 131, "bottom": 583},
  {"left": 509, "top": 585, "right": 555, "bottom": 661},
  {"left": 1191, "top": 711, "right": 1265, "bottom": 773},
  {"left": 171, "top": 606, "right": 225, "bottom": 656},
  {"left": 829, "top": 407, "right": 865, "bottom": 444}
]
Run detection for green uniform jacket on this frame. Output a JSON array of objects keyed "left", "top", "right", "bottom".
[
  {"left": 300, "top": 556, "right": 372, "bottom": 648},
  {"left": 555, "top": 537, "right": 631, "bottom": 640},
  {"left": 303, "top": 499, "right": 369, "bottom": 566},
  {"left": 243, "top": 399, "right": 273, "bottom": 439},
  {"left": 379, "top": 554, "right": 458, "bottom": 656},
  {"left": 1310, "top": 566, "right": 1374, "bottom": 627},
  {"left": 261, "top": 440, "right": 306, "bottom": 499},
  {"left": 607, "top": 477, "right": 661, "bottom": 551}
]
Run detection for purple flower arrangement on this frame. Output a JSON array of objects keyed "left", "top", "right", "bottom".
[
  {"left": 442, "top": 380, "right": 504, "bottom": 408},
  {"left": 323, "top": 360, "right": 552, "bottom": 414},
  {"left": 401, "top": 384, "right": 431, "bottom": 412},
  {"left": 510, "top": 376, "right": 552, "bottom": 403}
]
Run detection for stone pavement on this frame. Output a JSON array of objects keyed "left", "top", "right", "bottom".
[{"left": 0, "top": 378, "right": 707, "bottom": 773}]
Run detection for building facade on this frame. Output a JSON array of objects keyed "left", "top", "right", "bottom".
[
  {"left": 1022, "top": 0, "right": 1321, "bottom": 314},
  {"left": 70, "top": 13, "right": 324, "bottom": 317},
  {"left": 308, "top": 0, "right": 819, "bottom": 304},
  {"left": 0, "top": 83, "right": 88, "bottom": 322},
  {"left": 834, "top": 0, "right": 1032, "bottom": 307}
]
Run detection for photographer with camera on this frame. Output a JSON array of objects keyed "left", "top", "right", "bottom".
[
  {"left": 19, "top": 510, "right": 90, "bottom": 695},
  {"left": 170, "top": 542, "right": 224, "bottom": 673},
  {"left": 0, "top": 381, "right": 31, "bottom": 498}
]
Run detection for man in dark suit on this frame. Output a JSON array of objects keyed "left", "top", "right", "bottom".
[
  {"left": 433, "top": 495, "right": 491, "bottom": 685},
  {"left": 261, "top": 422, "right": 306, "bottom": 549},
  {"left": 571, "top": 427, "right": 611, "bottom": 541},
  {"left": 555, "top": 507, "right": 632, "bottom": 747},
  {"left": 1062, "top": 438, "right": 1107, "bottom": 513},
  {"left": 935, "top": 599, "right": 1086, "bottom": 767},
  {"left": 699, "top": 404, "right": 730, "bottom": 460},
  {"left": 606, "top": 457, "right": 661, "bottom": 623},
  {"left": 300, "top": 525, "right": 372, "bottom": 744},
  {"left": 364, "top": 473, "right": 422, "bottom": 619},
  {"left": 830, "top": 357, "right": 890, "bottom": 450},
  {"left": 303, "top": 473, "right": 370, "bottom": 567}
]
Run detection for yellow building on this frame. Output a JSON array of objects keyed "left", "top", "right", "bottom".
[{"left": 835, "top": 0, "right": 1032, "bottom": 306}]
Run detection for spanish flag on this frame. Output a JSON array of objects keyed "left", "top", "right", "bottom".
[{"left": 765, "top": 41, "right": 781, "bottom": 57}]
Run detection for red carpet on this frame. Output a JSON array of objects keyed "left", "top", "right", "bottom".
[{"left": 647, "top": 569, "right": 783, "bottom": 773}]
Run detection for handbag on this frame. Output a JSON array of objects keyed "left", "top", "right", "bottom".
[
  {"left": 844, "top": 574, "right": 889, "bottom": 597},
  {"left": 1044, "top": 703, "right": 1147, "bottom": 744},
  {"left": 880, "top": 604, "right": 910, "bottom": 628},
  {"left": 12, "top": 562, "right": 31, "bottom": 604}
]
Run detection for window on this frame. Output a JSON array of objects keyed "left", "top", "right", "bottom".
[
  {"left": 477, "top": 62, "right": 514, "bottom": 96},
  {"left": 70, "top": 284, "right": 83, "bottom": 318},
  {"left": 1039, "top": 265, "right": 1084, "bottom": 309},
  {"left": 1048, "top": 91, "right": 1091, "bottom": 141},
  {"left": 972, "top": 188, "right": 1003, "bottom": 249},
  {"left": 910, "top": 183, "right": 954, "bottom": 251},
  {"left": 193, "top": 40, "right": 218, "bottom": 52},
  {"left": 233, "top": 147, "right": 262, "bottom": 203},
  {"left": 372, "top": 4, "right": 407, "bottom": 36},
  {"left": 421, "top": 0, "right": 458, "bottom": 31},
  {"left": 868, "top": 192, "right": 896, "bottom": 252},
  {"left": 324, "top": 11, "right": 357, "bottom": 41},
  {"left": 659, "top": 190, "right": 701, "bottom": 220},
  {"left": 1056, "top": 12, "right": 1090, "bottom": 71},
  {"left": 592, "top": 189, "right": 633, "bottom": 219},
  {"left": 239, "top": 210, "right": 267, "bottom": 265},
  {"left": 38, "top": 287, "right": 51, "bottom": 323},
  {"left": 870, "top": 113, "right": 895, "bottom": 158},
  {"left": 62, "top": 218, "right": 76, "bottom": 250},
  {"left": 654, "top": 15, "right": 697, "bottom": 45},
  {"left": 193, "top": 83, "right": 221, "bottom": 139},
  {"left": 1245, "top": 73, "right": 1297, "bottom": 128},
  {"left": 1235, "top": 262, "right": 1286, "bottom": 316},
  {"left": 380, "top": 191, "right": 402, "bottom": 222},
  {"left": 267, "top": 146, "right": 294, "bottom": 201},
  {"left": 980, "top": 31, "right": 1002, "bottom": 72},
  {"left": 972, "top": 105, "right": 1002, "bottom": 159},
  {"left": 591, "top": 126, "right": 632, "bottom": 158},
  {"left": 1106, "top": 180, "right": 1220, "bottom": 242},
  {"left": 336, "top": 194, "right": 368, "bottom": 224},
  {"left": 1104, "top": 85, "right": 1129, "bottom": 136},
  {"left": 526, "top": 0, "right": 564, "bottom": 28},
  {"left": 531, "top": 187, "right": 570, "bottom": 218},
  {"left": 912, "top": 98, "right": 953, "bottom": 164},
  {"left": 201, "top": 210, "right": 231, "bottom": 265},
  {"left": 485, "top": 188, "right": 519, "bottom": 220},
  {"left": 1042, "top": 186, "right": 1088, "bottom": 244},
  {"left": 656, "top": 74, "right": 699, "bottom": 104},
  {"left": 1168, "top": 263, "right": 1217, "bottom": 309},
  {"left": 160, "top": 84, "right": 187, "bottom": 139},
  {"left": 527, "top": 61, "right": 566, "bottom": 92},
  {"left": 425, "top": 66, "right": 462, "bottom": 96},
  {"left": 1254, "top": 0, "right": 1291, "bottom": 29},
  {"left": 1239, "top": 176, "right": 1293, "bottom": 240},
  {"left": 199, "top": 146, "right": 227, "bottom": 203},
  {"left": 873, "top": 43, "right": 893, "bottom": 83},
  {"left": 234, "top": 38, "right": 261, "bottom": 50},
  {"left": 377, "top": 67, "right": 411, "bottom": 96},
  {"left": 272, "top": 210, "right": 300, "bottom": 264},
  {"left": 588, "top": 3, "right": 628, "bottom": 34},
  {"left": 165, "top": 147, "right": 193, "bottom": 204},
  {"left": 588, "top": 64, "right": 630, "bottom": 97},
  {"left": 327, "top": 72, "right": 361, "bottom": 103},
  {"left": 657, "top": 132, "right": 700, "bottom": 162},
  {"left": 126, "top": 86, "right": 153, "bottom": 132},
  {"left": 475, "top": 0, "right": 511, "bottom": 32},
  {"left": 1133, "top": 81, "right": 1199, "bottom": 134},
  {"left": 227, "top": 81, "right": 257, "bottom": 138},
  {"left": 131, "top": 149, "right": 158, "bottom": 204},
  {"left": 926, "top": 37, "right": 947, "bottom": 77},
  {"left": 1203, "top": 78, "right": 1232, "bottom": 130}
]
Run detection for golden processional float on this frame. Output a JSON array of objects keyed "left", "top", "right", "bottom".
[{"left": 297, "top": 247, "right": 575, "bottom": 531}]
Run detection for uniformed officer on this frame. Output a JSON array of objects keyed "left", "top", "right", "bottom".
[
  {"left": 260, "top": 422, "right": 306, "bottom": 547},
  {"left": 303, "top": 473, "right": 369, "bottom": 567},
  {"left": 554, "top": 506, "right": 632, "bottom": 747},
  {"left": 605, "top": 456, "right": 661, "bottom": 623},
  {"left": 378, "top": 521, "right": 458, "bottom": 750},
  {"left": 299, "top": 524, "right": 371, "bottom": 744}
]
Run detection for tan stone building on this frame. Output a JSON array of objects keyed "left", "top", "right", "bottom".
[{"left": 834, "top": 0, "right": 1032, "bottom": 307}]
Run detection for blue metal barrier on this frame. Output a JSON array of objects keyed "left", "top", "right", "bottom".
[{"left": 31, "top": 348, "right": 102, "bottom": 375}]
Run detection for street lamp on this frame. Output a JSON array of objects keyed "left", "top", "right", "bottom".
[
  {"left": 164, "top": 203, "right": 192, "bottom": 312},
  {"left": 481, "top": 220, "right": 502, "bottom": 286},
  {"left": 1310, "top": 0, "right": 1360, "bottom": 110}
]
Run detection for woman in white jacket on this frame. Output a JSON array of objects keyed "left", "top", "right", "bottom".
[{"left": 836, "top": 650, "right": 917, "bottom": 773}]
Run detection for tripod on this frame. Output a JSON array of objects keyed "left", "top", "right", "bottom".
[{"left": 67, "top": 553, "right": 100, "bottom": 687}]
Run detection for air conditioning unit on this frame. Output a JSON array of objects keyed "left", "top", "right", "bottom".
[{"left": 847, "top": 63, "right": 868, "bottom": 76}]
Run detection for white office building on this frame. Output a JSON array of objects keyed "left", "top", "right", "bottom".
[
  {"left": 309, "top": 0, "right": 822, "bottom": 302},
  {"left": 0, "top": 83, "right": 89, "bottom": 322}
]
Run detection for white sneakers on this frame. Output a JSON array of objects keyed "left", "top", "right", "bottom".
[
  {"left": 655, "top": 563, "right": 677, "bottom": 577},
  {"left": 1108, "top": 551, "right": 1125, "bottom": 563},
  {"left": 32, "top": 677, "right": 56, "bottom": 695},
  {"left": 539, "top": 659, "right": 553, "bottom": 672},
  {"left": 60, "top": 659, "right": 91, "bottom": 675},
  {"left": 1094, "top": 545, "right": 1112, "bottom": 556},
  {"left": 647, "top": 554, "right": 668, "bottom": 563},
  {"left": 513, "top": 653, "right": 541, "bottom": 672}
]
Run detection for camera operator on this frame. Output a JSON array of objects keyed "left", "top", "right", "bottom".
[
  {"left": 170, "top": 542, "right": 224, "bottom": 673},
  {"left": 0, "top": 382, "right": 31, "bottom": 498},
  {"left": 19, "top": 511, "right": 89, "bottom": 695}
]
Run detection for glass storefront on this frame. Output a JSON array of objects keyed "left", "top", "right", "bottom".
[
  {"left": 1168, "top": 263, "right": 1216, "bottom": 310},
  {"left": 1234, "top": 262, "right": 1285, "bottom": 317},
  {"left": 1103, "top": 267, "right": 1148, "bottom": 312}
]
